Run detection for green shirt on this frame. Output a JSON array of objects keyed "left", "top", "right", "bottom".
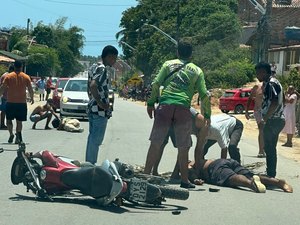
[{"left": 147, "top": 59, "right": 211, "bottom": 119}]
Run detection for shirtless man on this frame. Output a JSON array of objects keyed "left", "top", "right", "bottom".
[
  {"left": 186, "top": 159, "right": 293, "bottom": 193},
  {"left": 52, "top": 117, "right": 84, "bottom": 132},
  {"left": 245, "top": 82, "right": 265, "bottom": 158},
  {"left": 30, "top": 99, "right": 59, "bottom": 129}
]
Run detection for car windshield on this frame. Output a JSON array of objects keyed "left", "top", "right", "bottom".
[
  {"left": 223, "top": 92, "right": 235, "bottom": 97},
  {"left": 65, "top": 80, "right": 87, "bottom": 92},
  {"left": 58, "top": 80, "right": 68, "bottom": 89}
]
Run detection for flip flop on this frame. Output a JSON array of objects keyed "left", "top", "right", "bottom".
[
  {"left": 257, "top": 153, "right": 266, "bottom": 158},
  {"left": 252, "top": 175, "right": 266, "bottom": 193}
]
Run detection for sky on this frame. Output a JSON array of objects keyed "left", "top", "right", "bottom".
[{"left": 0, "top": 0, "right": 138, "bottom": 56}]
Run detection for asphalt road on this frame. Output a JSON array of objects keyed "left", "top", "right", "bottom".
[{"left": 0, "top": 97, "right": 300, "bottom": 225}]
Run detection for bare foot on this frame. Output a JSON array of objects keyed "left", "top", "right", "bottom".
[
  {"left": 279, "top": 179, "right": 293, "bottom": 193},
  {"left": 45, "top": 126, "right": 52, "bottom": 130}
]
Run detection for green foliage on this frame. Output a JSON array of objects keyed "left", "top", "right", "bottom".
[
  {"left": 31, "top": 18, "right": 85, "bottom": 76},
  {"left": 277, "top": 69, "right": 300, "bottom": 92},
  {"left": 26, "top": 46, "right": 61, "bottom": 77},
  {"left": 194, "top": 41, "right": 255, "bottom": 89},
  {"left": 0, "top": 65, "right": 8, "bottom": 76},
  {"left": 8, "top": 28, "right": 27, "bottom": 52},
  {"left": 119, "top": 0, "right": 249, "bottom": 89}
]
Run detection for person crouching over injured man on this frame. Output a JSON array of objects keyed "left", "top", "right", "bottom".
[
  {"left": 30, "top": 99, "right": 59, "bottom": 129},
  {"left": 52, "top": 117, "right": 84, "bottom": 132}
]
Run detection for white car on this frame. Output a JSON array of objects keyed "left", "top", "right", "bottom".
[{"left": 60, "top": 78, "right": 89, "bottom": 118}]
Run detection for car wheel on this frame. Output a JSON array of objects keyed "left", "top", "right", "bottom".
[
  {"left": 234, "top": 105, "right": 244, "bottom": 114},
  {"left": 221, "top": 110, "right": 229, "bottom": 113}
]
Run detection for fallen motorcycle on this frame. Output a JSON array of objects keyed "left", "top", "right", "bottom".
[{"left": 1, "top": 143, "right": 189, "bottom": 206}]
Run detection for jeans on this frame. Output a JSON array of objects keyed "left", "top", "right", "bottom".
[
  {"left": 85, "top": 113, "right": 108, "bottom": 164},
  {"left": 263, "top": 117, "right": 285, "bottom": 177}
]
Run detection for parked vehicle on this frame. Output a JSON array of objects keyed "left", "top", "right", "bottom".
[
  {"left": 219, "top": 88, "right": 255, "bottom": 114},
  {"left": 60, "top": 78, "right": 89, "bottom": 118},
  {"left": 0, "top": 144, "right": 189, "bottom": 206},
  {"left": 52, "top": 78, "right": 70, "bottom": 112}
]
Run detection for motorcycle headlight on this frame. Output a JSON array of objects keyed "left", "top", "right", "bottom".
[
  {"left": 40, "top": 169, "right": 46, "bottom": 180},
  {"left": 62, "top": 96, "right": 69, "bottom": 103}
]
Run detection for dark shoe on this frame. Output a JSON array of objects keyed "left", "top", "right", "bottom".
[
  {"left": 15, "top": 132, "right": 23, "bottom": 144},
  {"left": 8, "top": 134, "right": 14, "bottom": 143},
  {"left": 282, "top": 143, "right": 292, "bottom": 147},
  {"left": 0, "top": 125, "right": 7, "bottom": 130},
  {"left": 180, "top": 182, "right": 195, "bottom": 189}
]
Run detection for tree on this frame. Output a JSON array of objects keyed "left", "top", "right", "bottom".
[
  {"left": 26, "top": 46, "right": 61, "bottom": 77},
  {"left": 31, "top": 17, "right": 85, "bottom": 76},
  {"left": 118, "top": 0, "right": 243, "bottom": 84}
]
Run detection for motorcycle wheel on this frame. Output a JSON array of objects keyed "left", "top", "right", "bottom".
[
  {"left": 159, "top": 185, "right": 189, "bottom": 200},
  {"left": 11, "top": 156, "right": 26, "bottom": 185}
]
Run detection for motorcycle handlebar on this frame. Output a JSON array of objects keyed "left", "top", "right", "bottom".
[
  {"left": 0, "top": 143, "right": 26, "bottom": 154},
  {"left": 113, "top": 158, "right": 135, "bottom": 179}
]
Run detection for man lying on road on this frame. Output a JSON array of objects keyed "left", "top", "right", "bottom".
[
  {"left": 52, "top": 117, "right": 84, "bottom": 133},
  {"left": 184, "top": 158, "right": 293, "bottom": 193}
]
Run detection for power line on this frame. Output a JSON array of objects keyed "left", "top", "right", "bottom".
[{"left": 44, "top": 0, "right": 132, "bottom": 7}]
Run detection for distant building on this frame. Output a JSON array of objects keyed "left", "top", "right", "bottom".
[{"left": 238, "top": 0, "right": 300, "bottom": 74}]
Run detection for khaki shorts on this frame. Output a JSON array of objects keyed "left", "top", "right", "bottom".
[{"left": 149, "top": 104, "right": 192, "bottom": 148}]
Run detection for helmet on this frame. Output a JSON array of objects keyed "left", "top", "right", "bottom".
[{"left": 52, "top": 118, "right": 60, "bottom": 128}]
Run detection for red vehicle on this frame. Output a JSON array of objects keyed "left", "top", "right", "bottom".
[
  {"left": 219, "top": 88, "right": 255, "bottom": 114},
  {"left": 52, "top": 78, "right": 70, "bottom": 111},
  {"left": 1, "top": 143, "right": 189, "bottom": 206}
]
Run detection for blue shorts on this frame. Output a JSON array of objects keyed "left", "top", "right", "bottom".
[
  {"left": 30, "top": 111, "right": 51, "bottom": 122},
  {"left": 0, "top": 97, "right": 7, "bottom": 112}
]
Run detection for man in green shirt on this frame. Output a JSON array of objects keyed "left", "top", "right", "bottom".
[{"left": 144, "top": 40, "right": 211, "bottom": 188}]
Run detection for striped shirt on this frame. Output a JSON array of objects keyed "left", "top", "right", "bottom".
[
  {"left": 261, "top": 76, "right": 284, "bottom": 119},
  {"left": 87, "top": 63, "right": 111, "bottom": 117}
]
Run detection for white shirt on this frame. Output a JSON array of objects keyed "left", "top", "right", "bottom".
[{"left": 207, "top": 114, "right": 236, "bottom": 149}]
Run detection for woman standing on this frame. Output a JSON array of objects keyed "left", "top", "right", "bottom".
[{"left": 282, "top": 86, "right": 298, "bottom": 147}]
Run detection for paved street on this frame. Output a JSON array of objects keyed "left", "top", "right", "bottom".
[{"left": 0, "top": 97, "right": 300, "bottom": 225}]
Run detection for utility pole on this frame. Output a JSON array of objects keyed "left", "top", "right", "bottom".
[
  {"left": 26, "top": 18, "right": 30, "bottom": 35},
  {"left": 176, "top": 0, "right": 180, "bottom": 42},
  {"left": 257, "top": 0, "right": 272, "bottom": 62}
]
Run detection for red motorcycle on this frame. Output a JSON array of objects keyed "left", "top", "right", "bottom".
[{"left": 1, "top": 143, "right": 189, "bottom": 206}]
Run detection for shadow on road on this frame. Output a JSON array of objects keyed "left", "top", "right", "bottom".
[{"left": 9, "top": 194, "right": 188, "bottom": 214}]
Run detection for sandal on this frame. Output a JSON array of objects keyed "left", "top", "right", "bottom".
[
  {"left": 282, "top": 143, "right": 292, "bottom": 147},
  {"left": 257, "top": 153, "right": 266, "bottom": 158},
  {"left": 252, "top": 175, "right": 266, "bottom": 193},
  {"left": 180, "top": 181, "right": 195, "bottom": 189}
]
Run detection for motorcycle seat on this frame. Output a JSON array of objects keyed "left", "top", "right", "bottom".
[{"left": 61, "top": 166, "right": 113, "bottom": 198}]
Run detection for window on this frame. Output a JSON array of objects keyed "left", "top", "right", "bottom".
[{"left": 223, "top": 92, "right": 235, "bottom": 97}]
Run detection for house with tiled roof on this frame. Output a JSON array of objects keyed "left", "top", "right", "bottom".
[{"left": 238, "top": 0, "right": 300, "bottom": 74}]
